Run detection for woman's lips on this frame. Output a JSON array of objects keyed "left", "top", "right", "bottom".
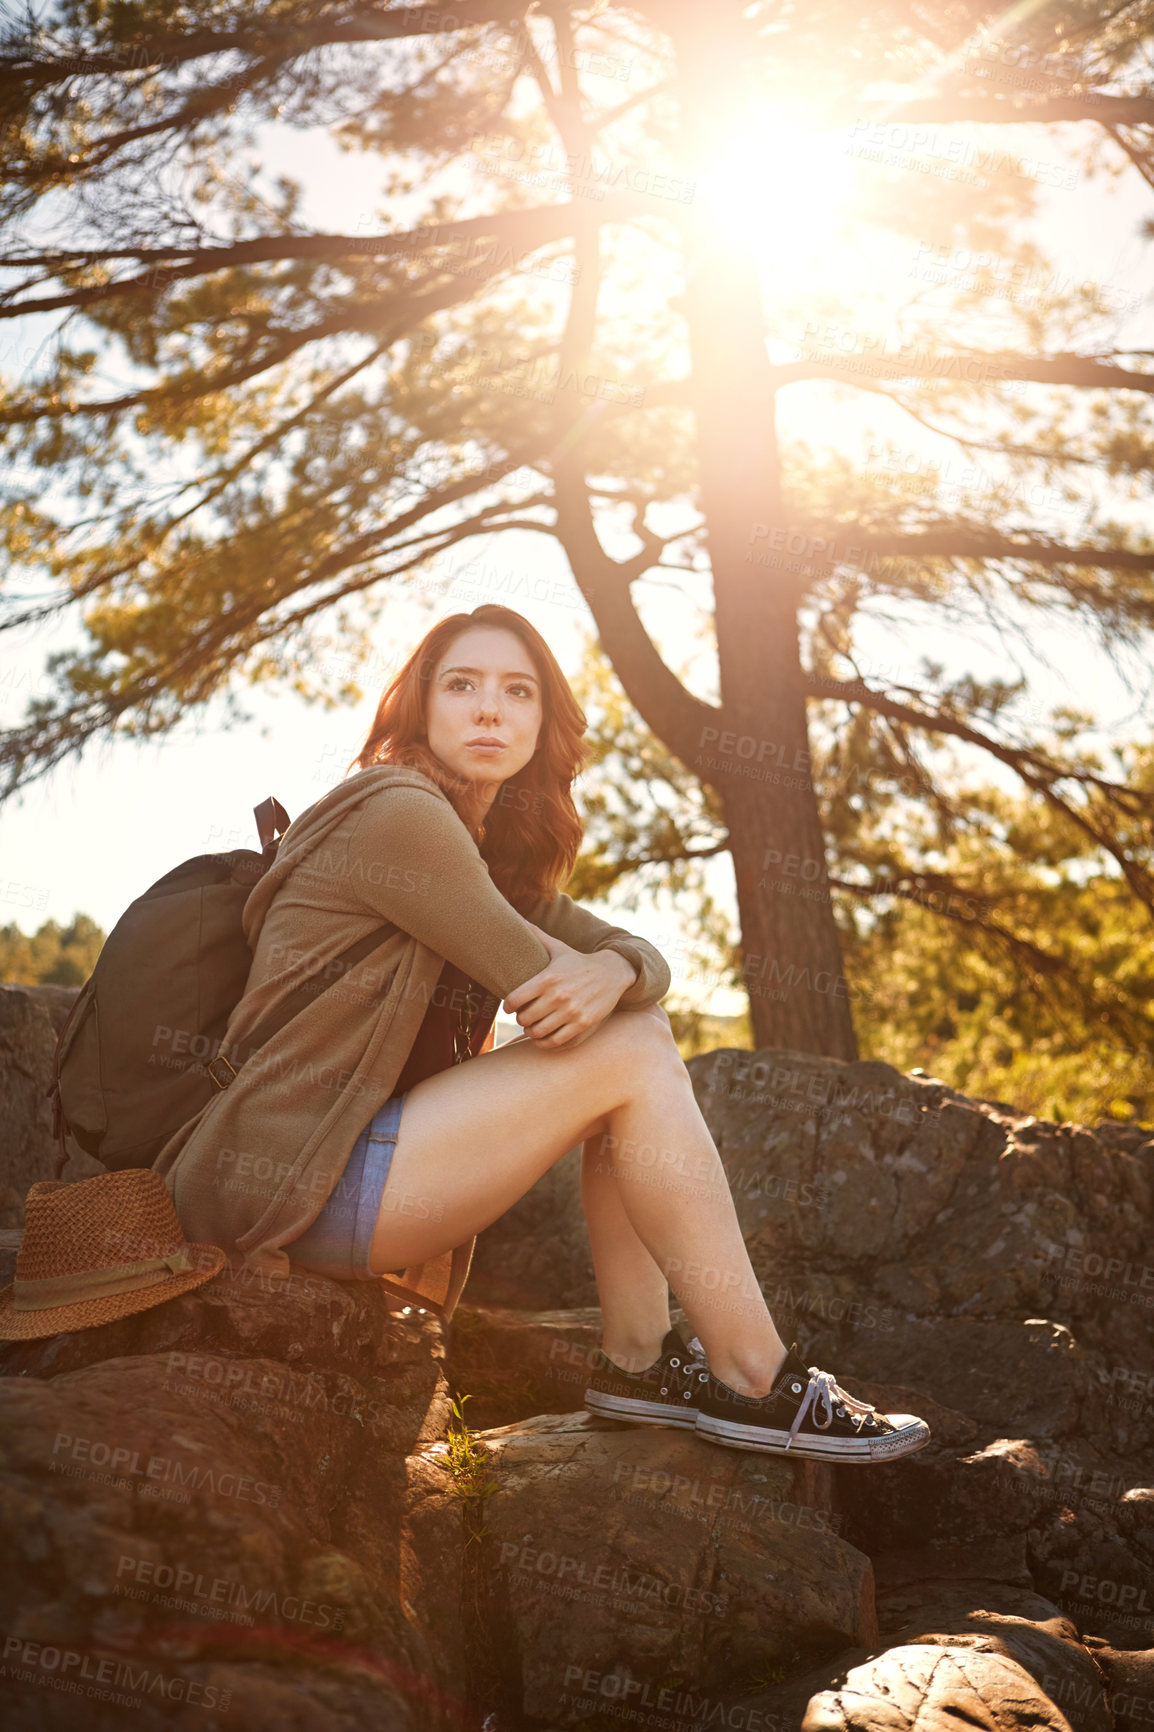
[{"left": 466, "top": 741, "right": 506, "bottom": 752}]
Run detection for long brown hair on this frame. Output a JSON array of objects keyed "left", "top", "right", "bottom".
[{"left": 351, "top": 605, "right": 589, "bottom": 908}]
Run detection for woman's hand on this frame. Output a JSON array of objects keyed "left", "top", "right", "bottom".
[{"left": 502, "top": 923, "right": 639, "bottom": 1049}]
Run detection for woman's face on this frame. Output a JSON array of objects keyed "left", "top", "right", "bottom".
[{"left": 425, "top": 626, "right": 543, "bottom": 795}]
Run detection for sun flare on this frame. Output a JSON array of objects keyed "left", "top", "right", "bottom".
[{"left": 694, "top": 104, "right": 857, "bottom": 272}]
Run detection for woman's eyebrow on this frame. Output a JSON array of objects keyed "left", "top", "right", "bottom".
[{"left": 439, "top": 664, "right": 539, "bottom": 682}]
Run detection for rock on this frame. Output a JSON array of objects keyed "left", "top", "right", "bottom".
[
  {"left": 688, "top": 1049, "right": 1152, "bottom": 1345},
  {"left": 812, "top": 1318, "right": 1091, "bottom": 1440},
  {"left": 457, "top": 1410, "right": 875, "bottom": 1725},
  {"left": 1094, "top": 1646, "right": 1154, "bottom": 1732},
  {"left": 0, "top": 1257, "right": 449, "bottom": 1437},
  {"left": 445, "top": 1301, "right": 604, "bottom": 1429},
  {"left": 445, "top": 1301, "right": 713, "bottom": 1431},
  {"left": 874, "top": 1575, "right": 1112, "bottom": 1731},
  {"left": 467, "top": 1047, "right": 1154, "bottom": 1356},
  {"left": 875, "top": 1534, "right": 1037, "bottom": 1591},
  {"left": 469, "top": 1143, "right": 597, "bottom": 1310},
  {"left": 449, "top": 1038, "right": 1154, "bottom": 1707},
  {"left": 2, "top": 1024, "right": 1151, "bottom": 1726},
  {"left": 0, "top": 983, "right": 98, "bottom": 1227},
  {"left": 0, "top": 1270, "right": 466, "bottom": 1730},
  {"left": 11, "top": 982, "right": 80, "bottom": 1038},
  {"left": 801, "top": 1643, "right": 1079, "bottom": 1731},
  {"left": 1029, "top": 1498, "right": 1154, "bottom": 1652}
]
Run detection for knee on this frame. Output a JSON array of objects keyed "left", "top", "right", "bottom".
[{"left": 602, "top": 1003, "right": 683, "bottom": 1066}]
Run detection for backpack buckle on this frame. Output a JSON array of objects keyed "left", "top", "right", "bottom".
[{"left": 205, "top": 1054, "right": 239, "bottom": 1090}]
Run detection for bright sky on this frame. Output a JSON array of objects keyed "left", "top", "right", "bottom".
[{"left": 2, "top": 64, "right": 1151, "bottom": 1017}]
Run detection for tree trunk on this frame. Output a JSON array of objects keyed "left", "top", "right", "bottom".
[{"left": 669, "top": 0, "right": 858, "bottom": 1059}]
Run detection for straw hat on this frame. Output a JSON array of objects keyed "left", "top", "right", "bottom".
[{"left": 0, "top": 1169, "right": 227, "bottom": 1339}]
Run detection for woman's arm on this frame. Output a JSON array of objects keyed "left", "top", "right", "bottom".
[
  {"left": 519, "top": 889, "right": 671, "bottom": 1008},
  {"left": 343, "top": 781, "right": 670, "bottom": 1041},
  {"left": 344, "top": 783, "right": 551, "bottom": 996}
]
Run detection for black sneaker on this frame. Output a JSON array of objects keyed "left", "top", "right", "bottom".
[
  {"left": 584, "top": 1327, "right": 712, "bottom": 1429},
  {"left": 695, "top": 1342, "right": 931, "bottom": 1462}
]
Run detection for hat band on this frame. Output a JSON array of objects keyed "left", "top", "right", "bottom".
[{"left": 11, "top": 1247, "right": 198, "bottom": 1312}]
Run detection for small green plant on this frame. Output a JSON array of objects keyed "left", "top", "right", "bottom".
[
  {"left": 740, "top": 1662, "right": 788, "bottom": 1691},
  {"left": 440, "top": 1393, "right": 499, "bottom": 1504}
]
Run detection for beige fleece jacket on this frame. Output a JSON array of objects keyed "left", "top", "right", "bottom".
[{"left": 154, "top": 764, "right": 670, "bottom": 1319}]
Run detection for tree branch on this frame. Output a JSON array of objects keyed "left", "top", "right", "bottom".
[
  {"left": 849, "top": 92, "right": 1154, "bottom": 127},
  {"left": 553, "top": 468, "right": 717, "bottom": 765},
  {"left": 853, "top": 529, "right": 1154, "bottom": 572},
  {"left": 0, "top": 196, "right": 648, "bottom": 322},
  {"left": 773, "top": 352, "right": 1154, "bottom": 396},
  {"left": 0, "top": 2, "right": 529, "bottom": 89},
  {"left": 812, "top": 676, "right": 1154, "bottom": 910}
]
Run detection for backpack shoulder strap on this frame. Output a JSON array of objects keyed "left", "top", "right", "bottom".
[
  {"left": 254, "top": 796, "right": 291, "bottom": 866},
  {"left": 203, "top": 798, "right": 394, "bottom": 1089}
]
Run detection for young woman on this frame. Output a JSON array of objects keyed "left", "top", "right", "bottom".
[{"left": 167, "top": 602, "right": 928, "bottom": 1463}]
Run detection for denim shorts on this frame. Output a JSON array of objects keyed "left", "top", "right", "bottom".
[{"left": 286, "top": 1091, "right": 407, "bottom": 1280}]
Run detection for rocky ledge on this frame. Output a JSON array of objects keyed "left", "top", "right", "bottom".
[{"left": 0, "top": 987, "right": 1150, "bottom": 1728}]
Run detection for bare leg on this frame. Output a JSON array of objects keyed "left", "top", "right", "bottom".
[
  {"left": 579, "top": 1129, "right": 673, "bottom": 1370},
  {"left": 368, "top": 1007, "right": 788, "bottom": 1396}
]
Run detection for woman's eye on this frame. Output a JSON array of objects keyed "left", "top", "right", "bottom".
[{"left": 445, "top": 676, "right": 533, "bottom": 697}]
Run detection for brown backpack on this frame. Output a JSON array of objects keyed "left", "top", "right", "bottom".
[{"left": 47, "top": 797, "right": 391, "bottom": 1173}]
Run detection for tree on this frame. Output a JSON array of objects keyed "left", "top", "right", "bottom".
[
  {"left": 2, "top": 0, "right": 1153, "bottom": 1059},
  {"left": 0, "top": 913, "right": 105, "bottom": 984},
  {"left": 570, "top": 638, "right": 1154, "bottom": 1121}
]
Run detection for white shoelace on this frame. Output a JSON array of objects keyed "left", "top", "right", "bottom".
[
  {"left": 785, "top": 1366, "right": 881, "bottom": 1449},
  {"left": 682, "top": 1334, "right": 709, "bottom": 1373}
]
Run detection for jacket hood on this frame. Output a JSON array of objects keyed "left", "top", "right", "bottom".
[{"left": 241, "top": 764, "right": 448, "bottom": 949}]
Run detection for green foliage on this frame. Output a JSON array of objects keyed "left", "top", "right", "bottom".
[
  {"left": 0, "top": 914, "right": 104, "bottom": 986},
  {"left": 842, "top": 882, "right": 1154, "bottom": 1126},
  {"left": 573, "top": 640, "right": 1154, "bottom": 1122},
  {"left": 3, "top": 0, "right": 1153, "bottom": 803},
  {"left": 2, "top": 0, "right": 1153, "bottom": 1068},
  {"left": 438, "top": 1393, "right": 499, "bottom": 1508}
]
